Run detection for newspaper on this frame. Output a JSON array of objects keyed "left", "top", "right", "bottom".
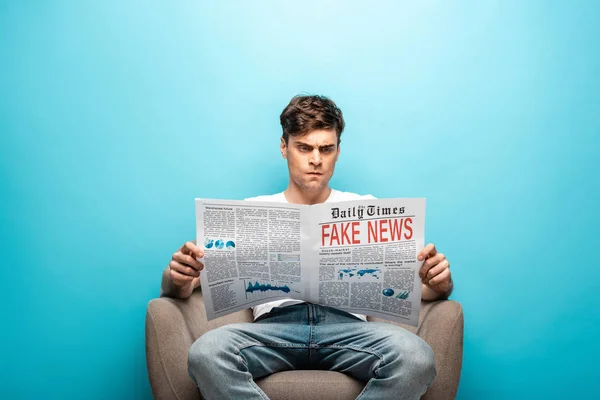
[{"left": 195, "top": 198, "right": 426, "bottom": 326}]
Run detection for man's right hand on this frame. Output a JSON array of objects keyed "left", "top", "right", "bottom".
[{"left": 168, "top": 241, "right": 204, "bottom": 297}]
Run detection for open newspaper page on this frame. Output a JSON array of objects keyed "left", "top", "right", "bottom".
[
  {"left": 304, "top": 198, "right": 426, "bottom": 326},
  {"left": 195, "top": 199, "right": 311, "bottom": 320}
]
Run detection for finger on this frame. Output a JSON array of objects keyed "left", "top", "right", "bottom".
[
  {"left": 419, "top": 253, "right": 446, "bottom": 278},
  {"left": 181, "top": 241, "right": 204, "bottom": 258},
  {"left": 181, "top": 241, "right": 204, "bottom": 259},
  {"left": 172, "top": 251, "right": 204, "bottom": 271},
  {"left": 170, "top": 270, "right": 195, "bottom": 286},
  {"left": 191, "top": 276, "right": 201, "bottom": 289},
  {"left": 169, "top": 260, "right": 200, "bottom": 277},
  {"left": 425, "top": 259, "right": 449, "bottom": 281},
  {"left": 418, "top": 243, "right": 437, "bottom": 261},
  {"left": 428, "top": 268, "right": 451, "bottom": 286}
]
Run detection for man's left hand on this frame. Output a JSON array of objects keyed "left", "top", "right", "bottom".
[{"left": 418, "top": 243, "right": 452, "bottom": 295}]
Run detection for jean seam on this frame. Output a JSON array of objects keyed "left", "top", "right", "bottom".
[
  {"left": 234, "top": 341, "right": 309, "bottom": 354},
  {"left": 312, "top": 344, "right": 385, "bottom": 360},
  {"left": 354, "top": 353, "right": 385, "bottom": 399},
  {"left": 313, "top": 342, "right": 386, "bottom": 399},
  {"left": 234, "top": 341, "right": 311, "bottom": 399},
  {"left": 234, "top": 346, "right": 270, "bottom": 400}
]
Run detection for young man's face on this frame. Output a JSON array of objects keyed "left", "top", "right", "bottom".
[{"left": 281, "top": 129, "right": 340, "bottom": 193}]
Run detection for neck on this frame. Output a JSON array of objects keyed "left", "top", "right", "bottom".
[{"left": 284, "top": 181, "right": 332, "bottom": 205}]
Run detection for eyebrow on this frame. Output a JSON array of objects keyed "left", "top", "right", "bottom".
[{"left": 294, "top": 141, "right": 336, "bottom": 149}]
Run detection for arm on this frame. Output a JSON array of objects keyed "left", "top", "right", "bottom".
[{"left": 160, "top": 241, "right": 204, "bottom": 299}]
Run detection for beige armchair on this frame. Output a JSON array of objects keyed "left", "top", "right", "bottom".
[{"left": 146, "top": 289, "right": 463, "bottom": 399}]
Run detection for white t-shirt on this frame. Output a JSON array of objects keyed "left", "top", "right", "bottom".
[{"left": 245, "top": 189, "right": 376, "bottom": 321}]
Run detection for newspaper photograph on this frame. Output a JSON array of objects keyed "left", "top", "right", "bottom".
[{"left": 195, "top": 198, "right": 425, "bottom": 326}]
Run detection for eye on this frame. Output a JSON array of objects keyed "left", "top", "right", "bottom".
[
  {"left": 321, "top": 147, "right": 334, "bottom": 153},
  {"left": 299, "top": 146, "right": 311, "bottom": 152}
]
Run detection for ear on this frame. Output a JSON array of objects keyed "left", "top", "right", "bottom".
[{"left": 280, "top": 137, "right": 287, "bottom": 159}]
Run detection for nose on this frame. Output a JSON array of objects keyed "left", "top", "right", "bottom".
[{"left": 309, "top": 148, "right": 322, "bottom": 166}]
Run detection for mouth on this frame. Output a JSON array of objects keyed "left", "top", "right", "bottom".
[{"left": 306, "top": 172, "right": 323, "bottom": 176}]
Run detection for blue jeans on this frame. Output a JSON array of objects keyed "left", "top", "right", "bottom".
[{"left": 188, "top": 303, "right": 436, "bottom": 399}]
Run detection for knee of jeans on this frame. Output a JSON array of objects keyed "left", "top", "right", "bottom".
[
  {"left": 402, "top": 338, "right": 436, "bottom": 381},
  {"left": 188, "top": 326, "right": 238, "bottom": 377},
  {"left": 382, "top": 332, "right": 436, "bottom": 381}
]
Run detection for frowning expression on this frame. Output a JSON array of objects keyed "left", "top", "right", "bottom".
[{"left": 281, "top": 129, "right": 340, "bottom": 192}]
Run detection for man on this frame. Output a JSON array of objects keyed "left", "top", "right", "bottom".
[{"left": 160, "top": 95, "right": 453, "bottom": 399}]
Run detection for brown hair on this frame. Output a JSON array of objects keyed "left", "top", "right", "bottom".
[{"left": 280, "top": 95, "right": 345, "bottom": 144}]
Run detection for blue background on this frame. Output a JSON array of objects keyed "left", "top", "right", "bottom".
[{"left": 2, "top": 1, "right": 599, "bottom": 398}]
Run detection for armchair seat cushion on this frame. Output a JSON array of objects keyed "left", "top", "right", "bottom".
[{"left": 257, "top": 371, "right": 364, "bottom": 400}]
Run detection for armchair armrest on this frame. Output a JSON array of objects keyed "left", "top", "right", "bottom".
[
  {"left": 146, "top": 289, "right": 254, "bottom": 400},
  {"left": 146, "top": 295, "right": 199, "bottom": 400},
  {"left": 367, "top": 299, "right": 463, "bottom": 400},
  {"left": 418, "top": 300, "right": 464, "bottom": 400}
]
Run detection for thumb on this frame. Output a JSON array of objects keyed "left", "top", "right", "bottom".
[{"left": 192, "top": 276, "right": 201, "bottom": 287}]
